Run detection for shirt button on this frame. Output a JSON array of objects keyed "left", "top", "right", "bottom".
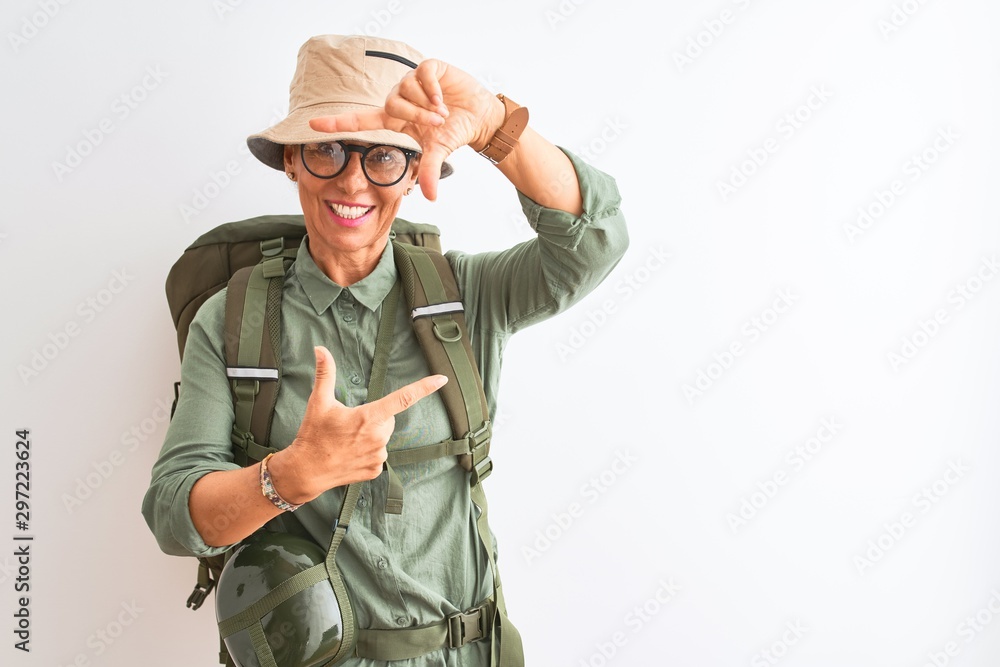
[
  {"left": 358, "top": 496, "right": 368, "bottom": 508},
  {"left": 343, "top": 314, "right": 355, "bottom": 323},
  {"left": 377, "top": 558, "right": 388, "bottom": 570},
  {"left": 395, "top": 617, "right": 408, "bottom": 627},
  {"left": 350, "top": 374, "right": 362, "bottom": 385}
]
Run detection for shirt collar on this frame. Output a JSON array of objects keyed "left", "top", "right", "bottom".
[{"left": 295, "top": 236, "right": 397, "bottom": 315}]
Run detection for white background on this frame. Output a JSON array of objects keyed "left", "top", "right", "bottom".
[{"left": 3, "top": 0, "right": 1000, "bottom": 665}]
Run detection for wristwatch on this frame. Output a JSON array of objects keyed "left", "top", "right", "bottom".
[{"left": 478, "top": 94, "right": 529, "bottom": 165}]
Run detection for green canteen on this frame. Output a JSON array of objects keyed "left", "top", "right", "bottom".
[{"left": 215, "top": 531, "right": 355, "bottom": 667}]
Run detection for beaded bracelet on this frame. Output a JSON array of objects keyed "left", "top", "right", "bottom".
[{"left": 259, "top": 452, "right": 303, "bottom": 512}]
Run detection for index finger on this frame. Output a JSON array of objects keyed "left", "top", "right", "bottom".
[
  {"left": 365, "top": 374, "right": 448, "bottom": 421},
  {"left": 413, "top": 59, "right": 446, "bottom": 114},
  {"left": 309, "top": 108, "right": 405, "bottom": 134}
]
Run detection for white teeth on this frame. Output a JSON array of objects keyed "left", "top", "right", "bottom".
[{"left": 330, "top": 203, "right": 373, "bottom": 219}]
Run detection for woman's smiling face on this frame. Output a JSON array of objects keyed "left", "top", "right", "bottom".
[{"left": 283, "top": 141, "right": 419, "bottom": 284}]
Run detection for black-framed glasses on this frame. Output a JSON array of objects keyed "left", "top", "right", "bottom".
[{"left": 300, "top": 142, "right": 418, "bottom": 187}]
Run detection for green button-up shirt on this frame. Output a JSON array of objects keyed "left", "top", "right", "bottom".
[{"left": 142, "top": 150, "right": 628, "bottom": 666}]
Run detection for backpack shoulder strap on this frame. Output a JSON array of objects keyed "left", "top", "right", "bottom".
[
  {"left": 391, "top": 240, "right": 493, "bottom": 483},
  {"left": 223, "top": 237, "right": 297, "bottom": 466},
  {"left": 372, "top": 240, "right": 524, "bottom": 666},
  {"left": 212, "top": 239, "right": 310, "bottom": 666},
  {"left": 390, "top": 218, "right": 443, "bottom": 253}
]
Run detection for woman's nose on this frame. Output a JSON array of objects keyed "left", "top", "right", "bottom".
[{"left": 336, "top": 152, "right": 368, "bottom": 192}]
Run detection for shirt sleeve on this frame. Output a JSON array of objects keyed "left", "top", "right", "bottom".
[
  {"left": 141, "top": 289, "right": 242, "bottom": 558},
  {"left": 446, "top": 147, "right": 629, "bottom": 336}
]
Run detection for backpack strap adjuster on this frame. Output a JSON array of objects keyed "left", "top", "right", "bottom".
[
  {"left": 232, "top": 379, "right": 260, "bottom": 402},
  {"left": 230, "top": 428, "right": 278, "bottom": 466},
  {"left": 465, "top": 421, "right": 493, "bottom": 485},
  {"left": 471, "top": 456, "right": 493, "bottom": 486},
  {"left": 260, "top": 237, "right": 284, "bottom": 257},
  {"left": 467, "top": 421, "right": 491, "bottom": 460}
]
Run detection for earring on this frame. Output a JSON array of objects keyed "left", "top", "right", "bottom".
[
  {"left": 286, "top": 172, "right": 296, "bottom": 181},
  {"left": 405, "top": 188, "right": 413, "bottom": 195}
]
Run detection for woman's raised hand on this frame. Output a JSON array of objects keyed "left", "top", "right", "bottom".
[
  {"left": 278, "top": 346, "right": 447, "bottom": 502},
  {"left": 309, "top": 59, "right": 503, "bottom": 201}
]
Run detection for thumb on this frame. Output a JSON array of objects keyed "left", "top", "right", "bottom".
[
  {"left": 417, "top": 144, "right": 449, "bottom": 201},
  {"left": 311, "top": 346, "right": 340, "bottom": 401}
]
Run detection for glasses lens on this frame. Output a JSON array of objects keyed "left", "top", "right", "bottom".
[
  {"left": 363, "top": 145, "right": 408, "bottom": 185},
  {"left": 302, "top": 143, "right": 346, "bottom": 177}
]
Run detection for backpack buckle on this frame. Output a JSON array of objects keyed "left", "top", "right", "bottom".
[
  {"left": 446, "top": 606, "right": 488, "bottom": 649},
  {"left": 186, "top": 582, "right": 213, "bottom": 610}
]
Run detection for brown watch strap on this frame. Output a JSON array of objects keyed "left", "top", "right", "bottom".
[{"left": 478, "top": 94, "right": 529, "bottom": 165}]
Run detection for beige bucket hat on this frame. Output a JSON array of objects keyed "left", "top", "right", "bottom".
[{"left": 248, "top": 34, "right": 453, "bottom": 179}]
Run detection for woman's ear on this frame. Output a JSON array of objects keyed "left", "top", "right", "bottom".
[
  {"left": 410, "top": 153, "right": 421, "bottom": 185},
  {"left": 283, "top": 145, "right": 296, "bottom": 174}
]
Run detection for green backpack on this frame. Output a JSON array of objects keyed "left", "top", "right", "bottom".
[{"left": 164, "top": 215, "right": 521, "bottom": 666}]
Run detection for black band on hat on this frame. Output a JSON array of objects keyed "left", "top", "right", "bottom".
[{"left": 365, "top": 50, "right": 418, "bottom": 69}]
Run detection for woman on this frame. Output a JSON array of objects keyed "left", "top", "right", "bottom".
[{"left": 143, "top": 34, "right": 628, "bottom": 666}]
